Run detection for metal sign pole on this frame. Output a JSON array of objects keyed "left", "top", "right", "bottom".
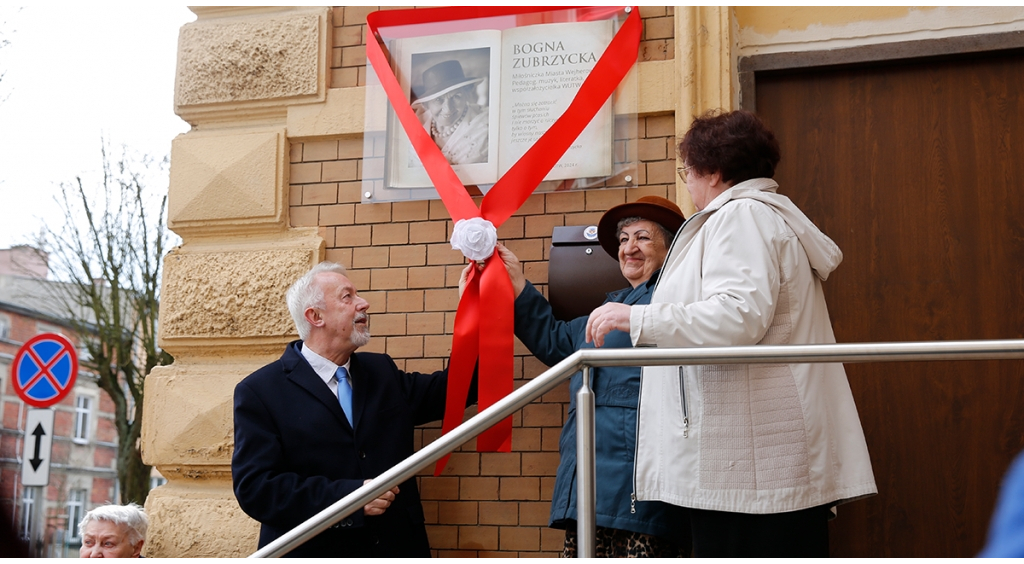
[
  {"left": 21, "top": 409, "right": 55, "bottom": 557},
  {"left": 29, "top": 485, "right": 43, "bottom": 557}
]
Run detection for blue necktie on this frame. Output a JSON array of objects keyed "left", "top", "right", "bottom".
[{"left": 335, "top": 366, "right": 353, "bottom": 426}]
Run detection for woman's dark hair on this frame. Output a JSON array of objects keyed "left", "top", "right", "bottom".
[{"left": 677, "top": 109, "right": 781, "bottom": 185}]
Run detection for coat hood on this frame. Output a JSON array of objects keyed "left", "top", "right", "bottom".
[{"left": 706, "top": 178, "right": 843, "bottom": 281}]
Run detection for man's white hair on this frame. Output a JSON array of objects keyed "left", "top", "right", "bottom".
[
  {"left": 79, "top": 503, "right": 148, "bottom": 546},
  {"left": 286, "top": 262, "right": 348, "bottom": 341}
]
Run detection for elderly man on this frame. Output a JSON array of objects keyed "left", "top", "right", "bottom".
[
  {"left": 79, "top": 503, "right": 147, "bottom": 558},
  {"left": 232, "top": 262, "right": 472, "bottom": 557}
]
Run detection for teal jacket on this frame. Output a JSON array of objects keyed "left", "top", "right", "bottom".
[{"left": 513, "top": 275, "right": 689, "bottom": 537}]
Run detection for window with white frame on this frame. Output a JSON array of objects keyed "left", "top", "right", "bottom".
[
  {"left": 150, "top": 475, "right": 167, "bottom": 490},
  {"left": 66, "top": 488, "right": 87, "bottom": 541},
  {"left": 36, "top": 322, "right": 60, "bottom": 335},
  {"left": 0, "top": 314, "right": 10, "bottom": 340},
  {"left": 20, "top": 487, "right": 35, "bottom": 540},
  {"left": 78, "top": 339, "right": 93, "bottom": 363},
  {"left": 73, "top": 395, "right": 92, "bottom": 443}
]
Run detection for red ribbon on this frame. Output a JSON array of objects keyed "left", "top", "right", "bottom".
[{"left": 365, "top": 6, "right": 640, "bottom": 475}]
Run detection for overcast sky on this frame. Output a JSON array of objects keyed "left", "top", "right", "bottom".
[{"left": 0, "top": 4, "right": 195, "bottom": 249}]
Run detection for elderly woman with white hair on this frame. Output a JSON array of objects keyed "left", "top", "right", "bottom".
[{"left": 79, "top": 503, "right": 148, "bottom": 558}]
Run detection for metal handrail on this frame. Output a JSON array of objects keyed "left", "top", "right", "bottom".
[{"left": 251, "top": 339, "right": 1024, "bottom": 557}]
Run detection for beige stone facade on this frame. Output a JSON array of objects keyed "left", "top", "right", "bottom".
[{"left": 144, "top": 6, "right": 1024, "bottom": 557}]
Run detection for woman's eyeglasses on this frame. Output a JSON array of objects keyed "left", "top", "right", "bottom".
[{"left": 676, "top": 164, "right": 694, "bottom": 182}]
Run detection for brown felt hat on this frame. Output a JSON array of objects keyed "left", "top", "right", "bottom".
[{"left": 597, "top": 196, "right": 686, "bottom": 259}]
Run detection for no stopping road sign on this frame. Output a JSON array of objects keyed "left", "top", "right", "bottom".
[{"left": 12, "top": 333, "right": 79, "bottom": 408}]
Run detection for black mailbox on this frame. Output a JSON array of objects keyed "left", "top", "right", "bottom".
[{"left": 548, "top": 225, "right": 627, "bottom": 322}]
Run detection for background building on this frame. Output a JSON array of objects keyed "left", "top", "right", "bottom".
[
  {"left": 0, "top": 246, "right": 119, "bottom": 557},
  {"left": 144, "top": 6, "right": 1024, "bottom": 557}
]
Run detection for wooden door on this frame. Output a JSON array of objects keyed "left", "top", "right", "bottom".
[{"left": 755, "top": 49, "right": 1024, "bottom": 557}]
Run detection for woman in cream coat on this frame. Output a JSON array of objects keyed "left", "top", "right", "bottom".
[{"left": 586, "top": 110, "right": 876, "bottom": 556}]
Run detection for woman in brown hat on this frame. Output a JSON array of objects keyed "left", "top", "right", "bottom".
[
  {"left": 470, "top": 196, "right": 690, "bottom": 557},
  {"left": 412, "top": 59, "right": 489, "bottom": 165}
]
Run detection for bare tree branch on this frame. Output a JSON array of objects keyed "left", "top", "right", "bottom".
[
  {"left": 0, "top": 7, "right": 21, "bottom": 105},
  {"left": 36, "top": 139, "right": 175, "bottom": 505}
]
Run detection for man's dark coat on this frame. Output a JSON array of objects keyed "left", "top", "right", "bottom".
[{"left": 232, "top": 341, "right": 454, "bottom": 557}]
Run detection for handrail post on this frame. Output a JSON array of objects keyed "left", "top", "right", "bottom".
[{"left": 576, "top": 365, "right": 596, "bottom": 558}]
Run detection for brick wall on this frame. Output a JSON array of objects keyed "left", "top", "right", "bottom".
[
  {"left": 328, "top": 6, "right": 675, "bottom": 89},
  {"left": 288, "top": 6, "right": 676, "bottom": 557}
]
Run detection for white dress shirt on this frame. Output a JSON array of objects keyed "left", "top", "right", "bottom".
[{"left": 300, "top": 343, "right": 352, "bottom": 396}]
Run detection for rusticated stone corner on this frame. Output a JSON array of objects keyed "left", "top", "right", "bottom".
[
  {"left": 176, "top": 11, "right": 323, "bottom": 108},
  {"left": 144, "top": 481, "right": 259, "bottom": 557},
  {"left": 168, "top": 129, "right": 285, "bottom": 232},
  {"left": 141, "top": 363, "right": 253, "bottom": 467},
  {"left": 160, "top": 247, "right": 315, "bottom": 340}
]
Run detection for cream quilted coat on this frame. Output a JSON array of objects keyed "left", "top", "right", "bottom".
[{"left": 629, "top": 178, "right": 877, "bottom": 514}]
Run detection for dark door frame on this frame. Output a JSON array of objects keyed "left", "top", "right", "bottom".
[{"left": 738, "top": 30, "right": 1024, "bottom": 111}]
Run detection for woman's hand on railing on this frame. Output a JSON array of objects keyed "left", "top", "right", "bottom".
[{"left": 362, "top": 480, "right": 400, "bottom": 516}]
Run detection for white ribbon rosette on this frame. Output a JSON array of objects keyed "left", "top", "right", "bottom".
[{"left": 450, "top": 217, "right": 498, "bottom": 261}]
